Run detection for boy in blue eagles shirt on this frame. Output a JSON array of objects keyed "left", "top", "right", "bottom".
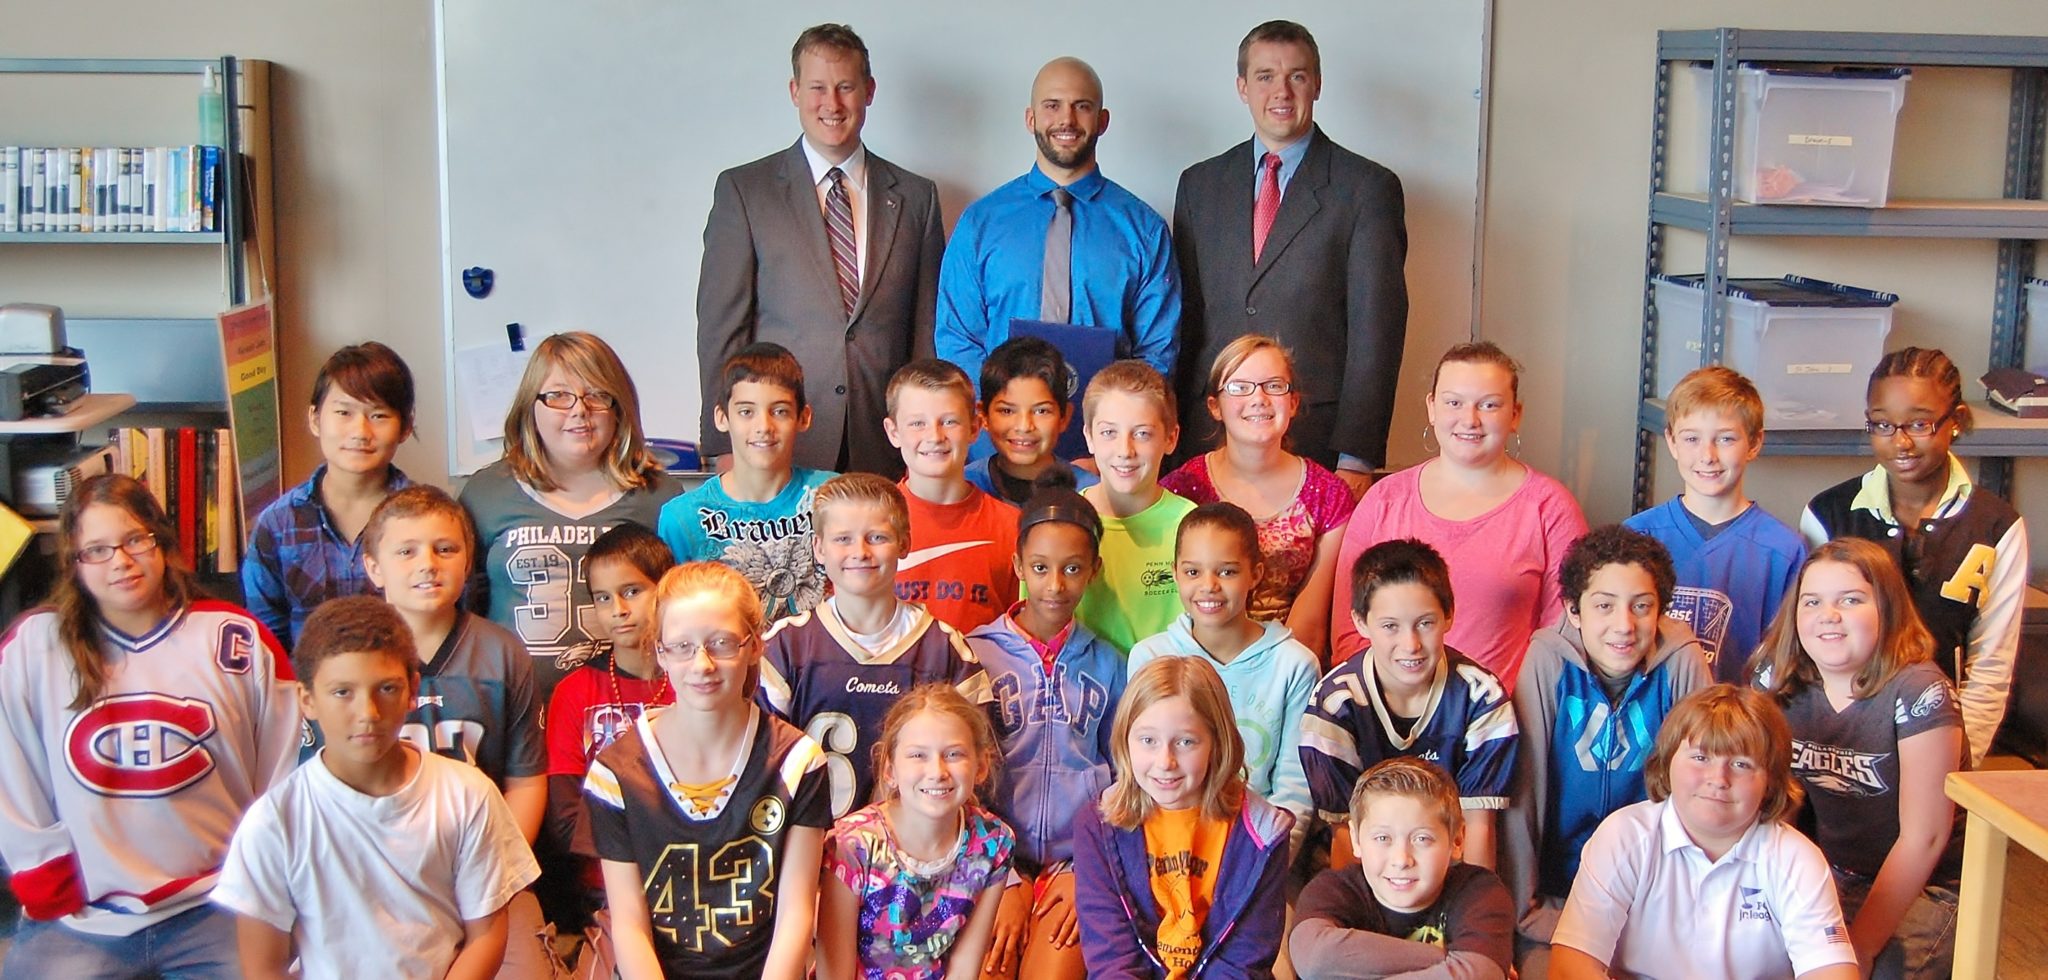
[
  {"left": 1625, "top": 365, "right": 1804, "bottom": 682},
  {"left": 1498, "top": 525, "right": 1710, "bottom": 975},
  {"left": 658, "top": 342, "right": 834, "bottom": 620}
]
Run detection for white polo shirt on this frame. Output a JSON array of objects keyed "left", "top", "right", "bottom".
[{"left": 1552, "top": 799, "right": 1856, "bottom": 980}]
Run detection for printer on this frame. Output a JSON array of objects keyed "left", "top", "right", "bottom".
[{"left": 0, "top": 304, "right": 91, "bottom": 421}]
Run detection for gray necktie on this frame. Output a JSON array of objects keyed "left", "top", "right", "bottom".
[{"left": 1041, "top": 187, "right": 1072, "bottom": 322}]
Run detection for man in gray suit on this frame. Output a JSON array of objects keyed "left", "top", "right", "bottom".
[
  {"left": 697, "top": 23, "right": 945, "bottom": 476},
  {"left": 1172, "top": 19, "right": 1408, "bottom": 496}
]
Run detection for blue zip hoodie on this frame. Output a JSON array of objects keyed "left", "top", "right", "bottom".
[
  {"left": 1074, "top": 791, "right": 1294, "bottom": 979},
  {"left": 1500, "top": 615, "right": 1710, "bottom": 936},
  {"left": 1127, "top": 617, "right": 1318, "bottom": 828},
  {"left": 967, "top": 613, "right": 1126, "bottom": 872}
]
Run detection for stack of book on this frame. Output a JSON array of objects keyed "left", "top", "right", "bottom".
[
  {"left": 0, "top": 145, "right": 220, "bottom": 233},
  {"left": 102, "top": 426, "right": 239, "bottom": 574}
]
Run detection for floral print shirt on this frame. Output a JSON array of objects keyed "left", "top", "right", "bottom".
[{"left": 827, "top": 802, "right": 1015, "bottom": 978}]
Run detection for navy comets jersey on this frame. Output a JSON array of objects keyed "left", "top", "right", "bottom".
[
  {"left": 584, "top": 706, "right": 831, "bottom": 978},
  {"left": 1299, "top": 649, "right": 1517, "bottom": 824},
  {"left": 759, "top": 601, "right": 993, "bottom": 817}
]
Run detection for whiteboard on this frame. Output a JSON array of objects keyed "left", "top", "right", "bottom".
[{"left": 437, "top": 0, "right": 1487, "bottom": 476}]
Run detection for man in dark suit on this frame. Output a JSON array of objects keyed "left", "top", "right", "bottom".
[
  {"left": 1172, "top": 19, "right": 1409, "bottom": 496},
  {"left": 697, "top": 23, "right": 945, "bottom": 476}
]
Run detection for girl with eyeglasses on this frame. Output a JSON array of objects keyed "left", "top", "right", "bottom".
[
  {"left": 583, "top": 561, "right": 832, "bottom": 980},
  {"left": 1330, "top": 342, "right": 1587, "bottom": 691},
  {"left": 1799, "top": 346, "right": 2027, "bottom": 768},
  {"left": 1161, "top": 334, "right": 1354, "bottom": 657},
  {"left": 459, "top": 331, "right": 682, "bottom": 700},
  {"left": 0, "top": 473, "right": 301, "bottom": 978}
]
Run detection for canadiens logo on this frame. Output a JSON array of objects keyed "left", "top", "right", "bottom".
[
  {"left": 750, "top": 797, "right": 785, "bottom": 834},
  {"left": 65, "top": 694, "right": 219, "bottom": 797}
]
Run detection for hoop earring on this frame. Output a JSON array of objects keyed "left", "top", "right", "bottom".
[{"left": 1422, "top": 425, "right": 1440, "bottom": 455}]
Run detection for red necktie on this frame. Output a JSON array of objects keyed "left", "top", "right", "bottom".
[{"left": 1252, "top": 152, "right": 1282, "bottom": 262}]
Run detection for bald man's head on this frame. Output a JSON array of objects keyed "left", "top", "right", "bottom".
[{"left": 1027, "top": 57, "right": 1109, "bottom": 180}]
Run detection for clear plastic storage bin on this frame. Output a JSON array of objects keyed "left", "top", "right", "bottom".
[
  {"left": 1693, "top": 64, "right": 1910, "bottom": 207},
  {"left": 1654, "top": 274, "right": 1898, "bottom": 429},
  {"left": 2027, "top": 277, "right": 2048, "bottom": 373}
]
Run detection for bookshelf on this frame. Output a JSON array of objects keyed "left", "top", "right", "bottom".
[{"left": 0, "top": 57, "right": 274, "bottom": 614}]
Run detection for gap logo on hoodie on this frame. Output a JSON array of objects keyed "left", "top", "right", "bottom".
[{"left": 991, "top": 662, "right": 1114, "bottom": 736}]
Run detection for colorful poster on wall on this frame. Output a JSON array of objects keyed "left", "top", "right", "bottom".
[{"left": 218, "top": 300, "right": 283, "bottom": 527}]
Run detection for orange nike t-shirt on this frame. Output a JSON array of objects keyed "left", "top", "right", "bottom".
[{"left": 896, "top": 484, "right": 1020, "bottom": 635}]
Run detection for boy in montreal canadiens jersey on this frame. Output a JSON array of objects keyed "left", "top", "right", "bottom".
[
  {"left": 760, "top": 473, "right": 995, "bottom": 818},
  {"left": 214, "top": 597, "right": 539, "bottom": 980}
]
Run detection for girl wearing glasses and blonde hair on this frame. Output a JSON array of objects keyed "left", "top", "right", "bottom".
[
  {"left": 1799, "top": 346, "right": 2027, "bottom": 768},
  {"left": 460, "top": 331, "right": 682, "bottom": 697},
  {"left": 1161, "top": 334, "right": 1354, "bottom": 657},
  {"left": 0, "top": 474, "right": 302, "bottom": 978},
  {"left": 584, "top": 561, "right": 834, "bottom": 980}
]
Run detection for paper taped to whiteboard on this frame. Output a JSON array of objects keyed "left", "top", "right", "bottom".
[{"left": 455, "top": 343, "right": 530, "bottom": 443}]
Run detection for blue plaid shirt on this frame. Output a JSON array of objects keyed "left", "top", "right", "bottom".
[{"left": 240, "top": 464, "right": 412, "bottom": 647}]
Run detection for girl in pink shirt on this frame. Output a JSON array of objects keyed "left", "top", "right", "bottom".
[{"left": 1330, "top": 343, "right": 1586, "bottom": 689}]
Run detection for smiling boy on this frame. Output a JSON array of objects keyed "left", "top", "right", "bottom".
[
  {"left": 964, "top": 337, "right": 1099, "bottom": 505},
  {"left": 1289, "top": 758, "right": 1514, "bottom": 980},
  {"left": 214, "top": 597, "right": 538, "bottom": 980},
  {"left": 659, "top": 343, "right": 833, "bottom": 620},
  {"left": 884, "top": 359, "right": 1020, "bottom": 634}
]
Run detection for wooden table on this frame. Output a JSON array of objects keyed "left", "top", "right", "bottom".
[{"left": 1945, "top": 768, "right": 2048, "bottom": 978}]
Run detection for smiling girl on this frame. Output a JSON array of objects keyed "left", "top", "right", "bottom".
[
  {"left": 1074, "top": 656, "right": 1294, "bottom": 978},
  {"left": 1800, "top": 347, "right": 2026, "bottom": 768},
  {"left": 1128, "top": 502, "right": 1319, "bottom": 834},
  {"left": 1163, "top": 335, "right": 1353, "bottom": 656},
  {"left": 1331, "top": 343, "right": 1586, "bottom": 689},
  {"left": 819, "top": 685, "right": 1015, "bottom": 979},
  {"left": 461, "top": 331, "right": 681, "bottom": 697},
  {"left": 1754, "top": 539, "right": 1965, "bottom": 979},
  {"left": 584, "top": 562, "right": 832, "bottom": 980}
]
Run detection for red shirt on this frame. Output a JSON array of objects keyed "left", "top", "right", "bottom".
[{"left": 897, "top": 484, "right": 1021, "bottom": 635}]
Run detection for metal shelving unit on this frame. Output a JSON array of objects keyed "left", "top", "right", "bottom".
[{"left": 1635, "top": 29, "right": 2048, "bottom": 510}]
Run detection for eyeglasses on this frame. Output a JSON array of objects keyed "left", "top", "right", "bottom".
[
  {"left": 535, "top": 390, "right": 618, "bottom": 413},
  {"left": 1218, "top": 379, "right": 1293, "bottom": 397},
  {"left": 74, "top": 532, "right": 160, "bottom": 565},
  {"left": 1864, "top": 409, "right": 1953, "bottom": 439},
  {"left": 654, "top": 634, "right": 752, "bottom": 663}
]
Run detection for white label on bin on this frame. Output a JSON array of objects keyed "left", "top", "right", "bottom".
[
  {"left": 1787, "top": 362, "right": 1853, "bottom": 375},
  {"left": 1788, "top": 134, "right": 1853, "bottom": 147}
]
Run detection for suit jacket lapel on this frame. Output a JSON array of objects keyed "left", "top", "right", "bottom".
[
  {"left": 778, "top": 141, "right": 842, "bottom": 310},
  {"left": 1249, "top": 127, "right": 1329, "bottom": 291},
  {"left": 854, "top": 158, "right": 902, "bottom": 323}
]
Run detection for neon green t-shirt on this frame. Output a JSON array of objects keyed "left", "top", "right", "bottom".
[{"left": 1076, "top": 489, "right": 1196, "bottom": 655}]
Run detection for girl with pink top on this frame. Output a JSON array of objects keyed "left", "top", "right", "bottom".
[
  {"left": 1162, "top": 335, "right": 1352, "bottom": 657},
  {"left": 1329, "top": 342, "right": 1586, "bottom": 690}
]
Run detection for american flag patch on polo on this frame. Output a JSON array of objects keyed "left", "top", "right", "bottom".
[{"left": 1824, "top": 924, "right": 1851, "bottom": 945}]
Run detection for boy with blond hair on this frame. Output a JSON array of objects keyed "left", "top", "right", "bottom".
[
  {"left": 659, "top": 342, "right": 834, "bottom": 619},
  {"left": 883, "top": 358, "right": 1021, "bottom": 634},
  {"left": 1625, "top": 366, "right": 1805, "bottom": 682},
  {"left": 760, "top": 473, "right": 994, "bottom": 818},
  {"left": 1290, "top": 757, "right": 1515, "bottom": 979},
  {"left": 1076, "top": 359, "right": 1196, "bottom": 653}
]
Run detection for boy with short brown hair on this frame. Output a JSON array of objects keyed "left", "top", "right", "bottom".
[
  {"left": 1289, "top": 757, "right": 1515, "bottom": 980},
  {"left": 883, "top": 358, "right": 1020, "bottom": 634}
]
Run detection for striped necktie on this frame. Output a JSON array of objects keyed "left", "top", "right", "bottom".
[
  {"left": 826, "top": 167, "right": 858, "bottom": 319},
  {"left": 1253, "top": 152, "right": 1282, "bottom": 262}
]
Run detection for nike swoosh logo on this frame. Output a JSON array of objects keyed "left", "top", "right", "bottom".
[{"left": 898, "top": 540, "right": 993, "bottom": 570}]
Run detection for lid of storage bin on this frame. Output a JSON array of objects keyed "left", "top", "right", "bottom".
[
  {"left": 1653, "top": 274, "right": 1899, "bottom": 307},
  {"left": 1732, "top": 63, "right": 1912, "bottom": 81}
]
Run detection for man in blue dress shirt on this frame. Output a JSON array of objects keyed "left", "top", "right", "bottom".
[{"left": 935, "top": 57, "right": 1181, "bottom": 402}]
